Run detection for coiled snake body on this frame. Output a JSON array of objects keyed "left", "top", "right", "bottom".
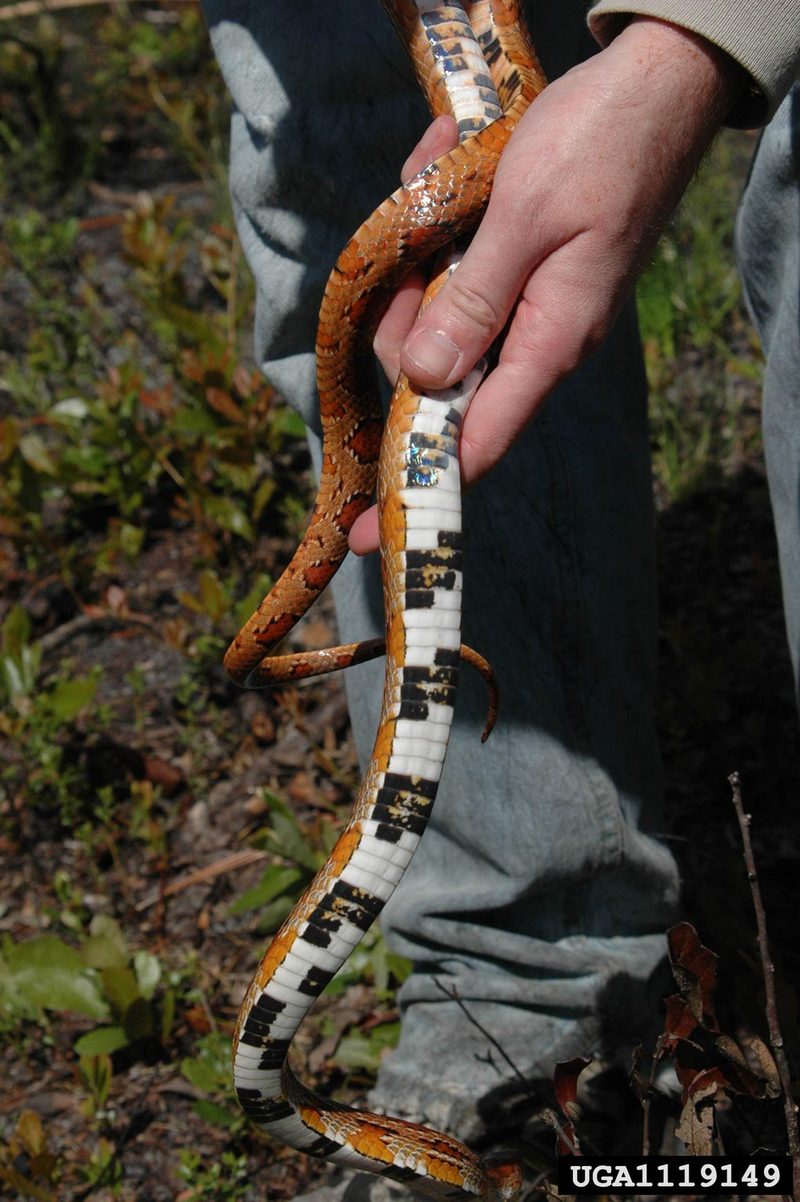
[{"left": 226, "top": 5, "right": 546, "bottom": 1198}]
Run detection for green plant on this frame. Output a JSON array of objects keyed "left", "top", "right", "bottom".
[
  {"left": 0, "top": 606, "right": 106, "bottom": 825},
  {"left": 177, "top": 1148, "right": 250, "bottom": 1202},
  {"left": 0, "top": 6, "right": 227, "bottom": 202},
  {"left": 79, "top": 1051, "right": 113, "bottom": 1119},
  {"left": 1, "top": 286, "right": 305, "bottom": 584},
  {"left": 637, "top": 130, "right": 761, "bottom": 504},
  {"left": 0, "top": 11, "right": 308, "bottom": 596},
  {"left": 229, "top": 790, "right": 333, "bottom": 935},
  {"left": 181, "top": 1030, "right": 244, "bottom": 1130},
  {"left": 178, "top": 567, "right": 274, "bottom": 666},
  {"left": 74, "top": 1136, "right": 122, "bottom": 1195},
  {"left": 0, "top": 17, "right": 88, "bottom": 195},
  {"left": 0, "top": 1109, "right": 60, "bottom": 1201},
  {"left": 0, "top": 914, "right": 170, "bottom": 1059}
]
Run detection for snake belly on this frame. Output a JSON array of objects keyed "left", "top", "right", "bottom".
[{"left": 229, "top": 5, "right": 546, "bottom": 1200}]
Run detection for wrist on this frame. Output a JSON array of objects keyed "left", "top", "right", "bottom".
[{"left": 610, "top": 15, "right": 748, "bottom": 127}]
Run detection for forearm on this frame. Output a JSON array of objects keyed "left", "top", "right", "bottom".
[{"left": 589, "top": 0, "right": 800, "bottom": 126}]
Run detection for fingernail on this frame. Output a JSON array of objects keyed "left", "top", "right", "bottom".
[{"left": 404, "top": 328, "right": 460, "bottom": 380}]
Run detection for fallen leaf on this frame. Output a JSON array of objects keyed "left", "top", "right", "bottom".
[
  {"left": 675, "top": 1072, "right": 717, "bottom": 1154},
  {"left": 250, "top": 711, "right": 276, "bottom": 743},
  {"left": 740, "top": 1031, "right": 781, "bottom": 1092},
  {"left": 287, "top": 770, "right": 320, "bottom": 806},
  {"left": 143, "top": 755, "right": 184, "bottom": 795},
  {"left": 183, "top": 1005, "right": 213, "bottom": 1035},
  {"left": 105, "top": 585, "right": 128, "bottom": 614}
]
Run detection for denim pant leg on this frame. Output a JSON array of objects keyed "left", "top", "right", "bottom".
[
  {"left": 203, "top": 0, "right": 679, "bottom": 1138},
  {"left": 736, "top": 86, "right": 800, "bottom": 701},
  {"left": 334, "top": 303, "right": 678, "bottom": 1136}
]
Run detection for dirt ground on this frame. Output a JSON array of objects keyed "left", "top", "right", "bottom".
[{"left": 1, "top": 6, "right": 798, "bottom": 1200}]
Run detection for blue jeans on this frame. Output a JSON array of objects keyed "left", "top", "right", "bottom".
[
  {"left": 203, "top": 1, "right": 681, "bottom": 1137},
  {"left": 736, "top": 85, "right": 800, "bottom": 705}
]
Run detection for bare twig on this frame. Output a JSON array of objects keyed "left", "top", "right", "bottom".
[
  {"left": 135, "top": 848, "right": 268, "bottom": 911},
  {"left": 729, "top": 771, "right": 800, "bottom": 1196},
  {"left": 87, "top": 179, "right": 209, "bottom": 209},
  {"left": 433, "top": 977, "right": 539, "bottom": 1103},
  {"left": 37, "top": 611, "right": 158, "bottom": 654},
  {"left": 540, "top": 1107, "right": 579, "bottom": 1156},
  {"left": 630, "top": 1041, "right": 659, "bottom": 1157}
]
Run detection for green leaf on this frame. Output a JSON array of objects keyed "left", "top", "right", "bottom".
[
  {"left": 263, "top": 811, "right": 322, "bottom": 872},
  {"left": 0, "top": 935, "right": 110, "bottom": 1020},
  {"left": 123, "top": 995, "right": 154, "bottom": 1041},
  {"left": 198, "top": 569, "right": 229, "bottom": 621},
  {"left": 0, "top": 605, "right": 40, "bottom": 703},
  {"left": 61, "top": 444, "right": 108, "bottom": 478},
  {"left": 177, "top": 589, "right": 205, "bottom": 615},
  {"left": 82, "top": 915, "right": 128, "bottom": 970},
  {"left": 171, "top": 404, "right": 219, "bottom": 436},
  {"left": 203, "top": 495, "right": 254, "bottom": 540},
  {"left": 2, "top": 605, "right": 31, "bottom": 663},
  {"left": 159, "top": 301, "right": 216, "bottom": 344},
  {"left": 99, "top": 965, "right": 140, "bottom": 1015},
  {"left": 256, "top": 895, "right": 297, "bottom": 935},
  {"left": 0, "top": 1163, "right": 56, "bottom": 1202},
  {"left": 74, "top": 1026, "right": 129, "bottom": 1057},
  {"left": 79, "top": 1052, "right": 112, "bottom": 1109},
  {"left": 46, "top": 674, "right": 98, "bottom": 721},
  {"left": 181, "top": 1056, "right": 221, "bottom": 1093},
  {"left": 133, "top": 950, "right": 161, "bottom": 1000},
  {"left": 271, "top": 406, "right": 306, "bottom": 440},
  {"left": 333, "top": 1022, "right": 401, "bottom": 1073},
  {"left": 259, "top": 788, "right": 294, "bottom": 825},
  {"left": 253, "top": 476, "right": 277, "bottom": 522},
  {"left": 233, "top": 573, "right": 273, "bottom": 632},
  {"left": 0, "top": 417, "right": 20, "bottom": 464},
  {"left": 19, "top": 432, "right": 57, "bottom": 475},
  {"left": 118, "top": 523, "right": 145, "bottom": 559},
  {"left": 191, "top": 1099, "right": 239, "bottom": 1127},
  {"left": 229, "top": 865, "right": 302, "bottom": 916}
]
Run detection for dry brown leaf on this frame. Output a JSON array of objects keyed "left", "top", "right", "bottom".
[
  {"left": 740, "top": 1031, "right": 782, "bottom": 1095},
  {"left": 675, "top": 1073, "right": 717, "bottom": 1154},
  {"left": 250, "top": 711, "right": 276, "bottom": 743},
  {"left": 667, "top": 921, "right": 719, "bottom": 1029},
  {"left": 143, "top": 754, "right": 184, "bottom": 795}
]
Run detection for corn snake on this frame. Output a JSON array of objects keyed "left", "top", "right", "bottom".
[{"left": 225, "top": 4, "right": 546, "bottom": 1198}]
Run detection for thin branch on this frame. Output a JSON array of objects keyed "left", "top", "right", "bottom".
[
  {"left": 433, "top": 977, "right": 538, "bottom": 1102},
  {"left": 539, "top": 1108, "right": 579, "bottom": 1156},
  {"left": 135, "top": 848, "right": 268, "bottom": 911},
  {"left": 37, "top": 611, "right": 159, "bottom": 654},
  {"left": 729, "top": 771, "right": 800, "bottom": 1197}
]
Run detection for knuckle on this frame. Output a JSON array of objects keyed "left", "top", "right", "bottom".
[
  {"left": 513, "top": 295, "right": 606, "bottom": 375},
  {"left": 446, "top": 275, "right": 504, "bottom": 338}
]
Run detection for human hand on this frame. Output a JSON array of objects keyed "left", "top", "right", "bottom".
[{"left": 349, "top": 16, "right": 743, "bottom": 555}]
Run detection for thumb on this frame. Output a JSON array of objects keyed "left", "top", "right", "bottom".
[{"left": 399, "top": 195, "right": 530, "bottom": 389}]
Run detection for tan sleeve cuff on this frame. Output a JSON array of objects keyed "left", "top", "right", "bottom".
[{"left": 588, "top": 0, "right": 800, "bottom": 127}]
